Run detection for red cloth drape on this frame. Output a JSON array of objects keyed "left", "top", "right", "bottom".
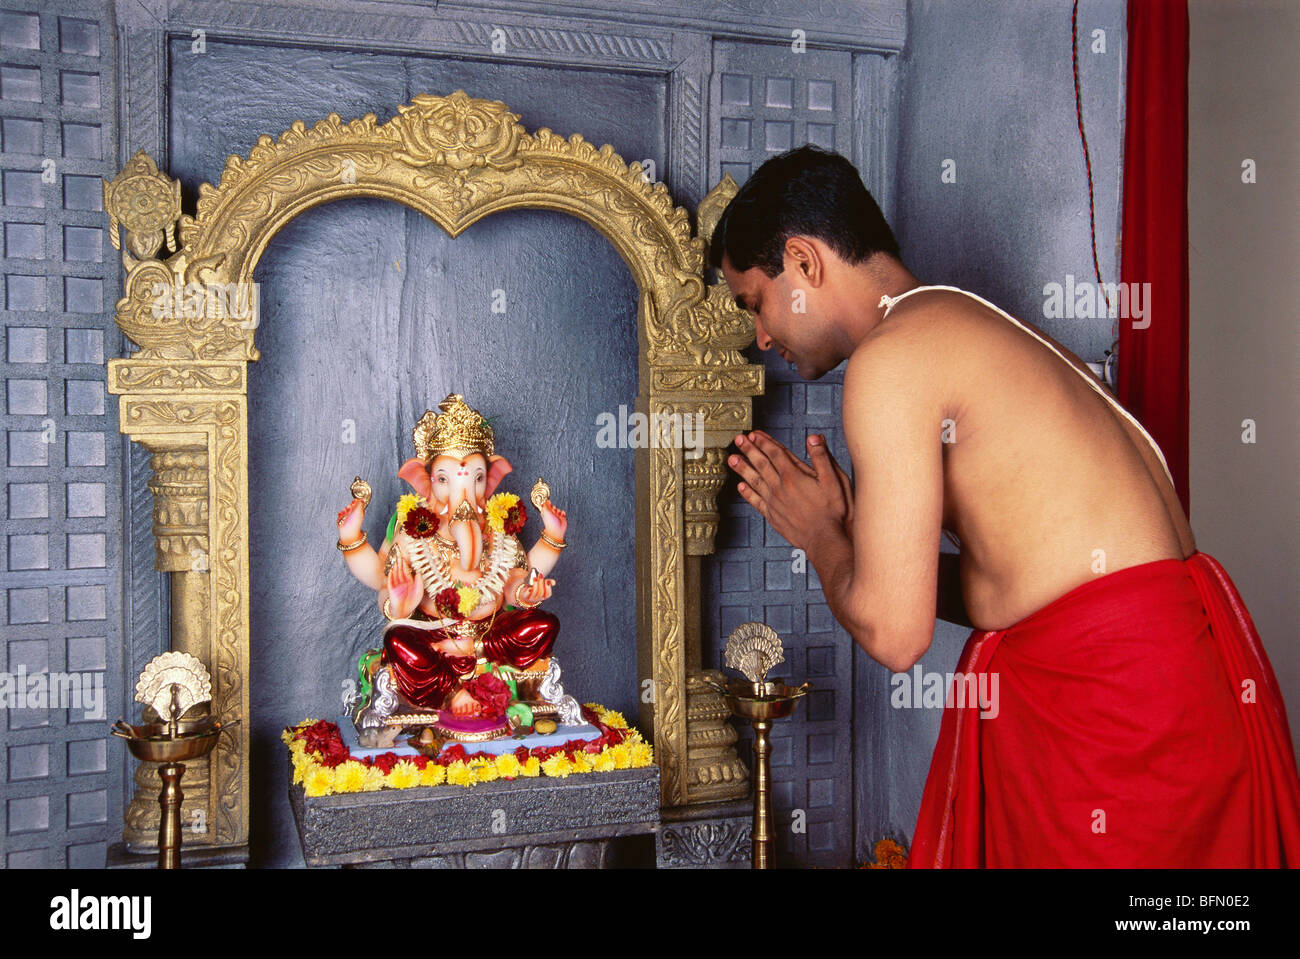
[
  {"left": 1119, "top": 0, "right": 1190, "bottom": 515},
  {"left": 908, "top": 553, "right": 1300, "bottom": 867}
]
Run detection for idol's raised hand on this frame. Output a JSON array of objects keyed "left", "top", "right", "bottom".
[
  {"left": 728, "top": 430, "right": 854, "bottom": 549},
  {"left": 385, "top": 547, "right": 422, "bottom": 620}
]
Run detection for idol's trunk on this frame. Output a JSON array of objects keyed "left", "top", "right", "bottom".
[{"left": 448, "top": 504, "right": 482, "bottom": 573}]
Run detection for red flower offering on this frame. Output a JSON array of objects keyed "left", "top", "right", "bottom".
[
  {"left": 463, "top": 673, "right": 513, "bottom": 720},
  {"left": 503, "top": 502, "right": 527, "bottom": 536},
  {"left": 433, "top": 587, "right": 461, "bottom": 620},
  {"left": 403, "top": 506, "right": 439, "bottom": 539}
]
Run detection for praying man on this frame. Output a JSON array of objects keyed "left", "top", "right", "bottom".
[{"left": 714, "top": 145, "right": 1300, "bottom": 867}]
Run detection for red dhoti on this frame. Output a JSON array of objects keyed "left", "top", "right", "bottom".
[
  {"left": 909, "top": 552, "right": 1300, "bottom": 867},
  {"left": 382, "top": 608, "right": 559, "bottom": 710}
]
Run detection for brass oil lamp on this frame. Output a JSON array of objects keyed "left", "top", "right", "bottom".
[
  {"left": 111, "top": 652, "right": 239, "bottom": 868},
  {"left": 706, "top": 622, "right": 810, "bottom": 869}
]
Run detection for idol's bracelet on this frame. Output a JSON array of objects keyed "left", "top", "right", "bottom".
[
  {"left": 539, "top": 531, "right": 566, "bottom": 550},
  {"left": 382, "top": 597, "right": 394, "bottom": 620},
  {"left": 512, "top": 578, "right": 543, "bottom": 609},
  {"left": 338, "top": 531, "right": 368, "bottom": 552}
]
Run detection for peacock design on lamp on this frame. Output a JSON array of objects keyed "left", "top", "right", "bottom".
[
  {"left": 112, "top": 651, "right": 239, "bottom": 868},
  {"left": 134, "top": 650, "right": 212, "bottom": 724},
  {"left": 724, "top": 621, "right": 785, "bottom": 685}
]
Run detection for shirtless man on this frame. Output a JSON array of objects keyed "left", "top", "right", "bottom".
[{"left": 715, "top": 145, "right": 1299, "bottom": 867}]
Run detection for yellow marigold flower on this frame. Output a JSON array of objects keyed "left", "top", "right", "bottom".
[
  {"left": 395, "top": 494, "right": 421, "bottom": 525},
  {"left": 292, "top": 758, "right": 309, "bottom": 785},
  {"left": 542, "top": 754, "right": 573, "bottom": 778},
  {"left": 361, "top": 766, "right": 387, "bottom": 792},
  {"left": 446, "top": 761, "right": 474, "bottom": 786},
  {"left": 333, "top": 761, "right": 369, "bottom": 794},
  {"left": 457, "top": 587, "right": 481, "bottom": 616},
  {"left": 599, "top": 708, "right": 628, "bottom": 729},
  {"left": 303, "top": 767, "right": 334, "bottom": 798},
  {"left": 570, "top": 751, "right": 593, "bottom": 773},
  {"left": 475, "top": 762, "right": 501, "bottom": 783},
  {"left": 521, "top": 757, "right": 541, "bottom": 777},
  {"left": 485, "top": 492, "right": 520, "bottom": 533},
  {"left": 608, "top": 744, "right": 632, "bottom": 770},
  {"left": 495, "top": 754, "right": 522, "bottom": 778},
  {"left": 592, "top": 750, "right": 617, "bottom": 773},
  {"left": 389, "top": 761, "right": 421, "bottom": 789},
  {"left": 628, "top": 742, "right": 653, "bottom": 767},
  {"left": 419, "top": 763, "right": 447, "bottom": 787}
]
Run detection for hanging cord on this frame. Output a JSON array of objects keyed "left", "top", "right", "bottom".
[{"left": 1072, "top": 0, "right": 1114, "bottom": 324}]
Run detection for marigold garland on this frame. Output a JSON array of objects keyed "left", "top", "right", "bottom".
[{"left": 282, "top": 703, "right": 653, "bottom": 796}]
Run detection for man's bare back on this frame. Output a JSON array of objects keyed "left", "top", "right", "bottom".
[{"left": 864, "top": 288, "right": 1195, "bottom": 630}]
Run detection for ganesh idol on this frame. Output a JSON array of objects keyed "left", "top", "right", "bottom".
[{"left": 335, "top": 393, "right": 581, "bottom": 747}]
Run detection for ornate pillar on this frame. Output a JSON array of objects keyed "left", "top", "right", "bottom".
[
  {"left": 683, "top": 449, "right": 747, "bottom": 801},
  {"left": 651, "top": 351, "right": 765, "bottom": 804},
  {"left": 123, "top": 445, "right": 214, "bottom": 848},
  {"left": 107, "top": 360, "right": 251, "bottom": 853}
]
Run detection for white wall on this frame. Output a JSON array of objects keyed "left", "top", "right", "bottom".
[{"left": 1188, "top": 0, "right": 1299, "bottom": 759}]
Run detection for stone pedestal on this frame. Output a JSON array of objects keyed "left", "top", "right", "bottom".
[
  {"left": 656, "top": 798, "right": 752, "bottom": 868},
  {"left": 289, "top": 766, "right": 659, "bottom": 868}
]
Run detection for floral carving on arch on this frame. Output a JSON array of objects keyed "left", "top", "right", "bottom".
[{"left": 108, "top": 90, "right": 753, "bottom": 368}]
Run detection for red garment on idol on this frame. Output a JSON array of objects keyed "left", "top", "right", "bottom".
[
  {"left": 381, "top": 608, "right": 559, "bottom": 709},
  {"left": 909, "top": 552, "right": 1300, "bottom": 867}
]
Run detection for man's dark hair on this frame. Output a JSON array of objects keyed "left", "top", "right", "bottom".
[{"left": 709, "top": 145, "right": 899, "bottom": 278}]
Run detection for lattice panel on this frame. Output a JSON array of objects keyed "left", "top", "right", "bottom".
[
  {"left": 710, "top": 39, "right": 853, "bottom": 187},
  {"left": 0, "top": 0, "right": 121, "bottom": 869}
]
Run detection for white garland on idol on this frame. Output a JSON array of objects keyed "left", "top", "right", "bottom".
[{"left": 404, "top": 524, "right": 517, "bottom": 611}]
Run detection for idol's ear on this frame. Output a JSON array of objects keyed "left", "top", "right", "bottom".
[
  {"left": 484, "top": 454, "right": 513, "bottom": 500},
  {"left": 398, "top": 457, "right": 432, "bottom": 500}
]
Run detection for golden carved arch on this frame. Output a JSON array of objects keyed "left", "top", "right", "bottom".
[{"left": 105, "top": 91, "right": 762, "bottom": 852}]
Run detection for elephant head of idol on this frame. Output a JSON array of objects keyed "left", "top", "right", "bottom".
[{"left": 397, "top": 394, "right": 512, "bottom": 574}]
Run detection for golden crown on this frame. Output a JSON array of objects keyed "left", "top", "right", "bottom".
[{"left": 413, "top": 393, "right": 494, "bottom": 462}]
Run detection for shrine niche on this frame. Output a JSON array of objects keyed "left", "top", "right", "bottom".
[{"left": 103, "top": 90, "right": 763, "bottom": 852}]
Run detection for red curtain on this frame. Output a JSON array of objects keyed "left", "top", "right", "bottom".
[{"left": 1118, "top": 0, "right": 1190, "bottom": 515}]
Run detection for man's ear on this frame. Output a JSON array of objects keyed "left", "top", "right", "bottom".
[{"left": 784, "top": 236, "right": 824, "bottom": 287}]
